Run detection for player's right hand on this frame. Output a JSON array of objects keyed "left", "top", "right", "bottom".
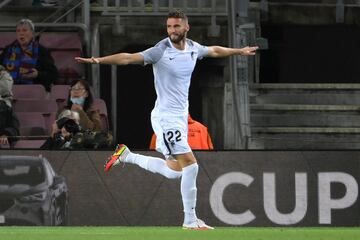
[{"left": 75, "top": 57, "right": 99, "bottom": 64}]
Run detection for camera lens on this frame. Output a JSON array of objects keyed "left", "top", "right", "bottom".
[
  {"left": 57, "top": 117, "right": 80, "bottom": 134},
  {"left": 64, "top": 119, "right": 80, "bottom": 134},
  {"left": 56, "top": 117, "right": 70, "bottom": 129}
]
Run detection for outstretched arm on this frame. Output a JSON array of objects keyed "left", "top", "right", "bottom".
[
  {"left": 75, "top": 52, "right": 144, "bottom": 65},
  {"left": 207, "top": 46, "right": 258, "bottom": 58}
]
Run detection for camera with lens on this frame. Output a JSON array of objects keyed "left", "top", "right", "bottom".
[{"left": 56, "top": 117, "right": 81, "bottom": 134}]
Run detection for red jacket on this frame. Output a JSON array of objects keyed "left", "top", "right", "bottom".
[{"left": 149, "top": 115, "right": 214, "bottom": 150}]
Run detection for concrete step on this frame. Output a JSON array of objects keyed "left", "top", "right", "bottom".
[
  {"left": 250, "top": 83, "right": 360, "bottom": 105},
  {"left": 250, "top": 104, "right": 360, "bottom": 127},
  {"left": 251, "top": 104, "right": 360, "bottom": 111},
  {"left": 250, "top": 127, "right": 360, "bottom": 149},
  {"left": 249, "top": 84, "right": 360, "bottom": 149},
  {"left": 251, "top": 104, "right": 360, "bottom": 127},
  {"left": 250, "top": 128, "right": 360, "bottom": 149},
  {"left": 251, "top": 83, "right": 360, "bottom": 90},
  {"left": 252, "top": 127, "right": 360, "bottom": 134},
  {"left": 251, "top": 112, "right": 360, "bottom": 127}
]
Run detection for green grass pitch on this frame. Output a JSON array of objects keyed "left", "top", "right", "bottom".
[{"left": 0, "top": 227, "right": 359, "bottom": 240}]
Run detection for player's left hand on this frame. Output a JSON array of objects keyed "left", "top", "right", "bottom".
[{"left": 241, "top": 46, "right": 259, "bottom": 56}]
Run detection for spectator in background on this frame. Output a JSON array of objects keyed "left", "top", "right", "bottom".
[
  {"left": 43, "top": 109, "right": 112, "bottom": 149},
  {"left": 53, "top": 79, "right": 102, "bottom": 134},
  {"left": 150, "top": 114, "right": 213, "bottom": 150},
  {"left": 0, "top": 19, "right": 58, "bottom": 92},
  {"left": 41, "top": 110, "right": 81, "bottom": 149},
  {"left": 0, "top": 65, "right": 19, "bottom": 147}
]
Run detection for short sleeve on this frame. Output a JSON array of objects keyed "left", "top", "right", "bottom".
[
  {"left": 140, "top": 47, "right": 164, "bottom": 65},
  {"left": 194, "top": 42, "right": 209, "bottom": 60}
]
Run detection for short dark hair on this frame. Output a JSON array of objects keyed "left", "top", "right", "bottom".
[{"left": 167, "top": 9, "right": 188, "bottom": 22}]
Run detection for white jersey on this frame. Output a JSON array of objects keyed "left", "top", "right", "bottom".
[{"left": 140, "top": 38, "right": 209, "bottom": 115}]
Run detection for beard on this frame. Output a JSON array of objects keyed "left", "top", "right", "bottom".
[{"left": 168, "top": 31, "right": 186, "bottom": 44}]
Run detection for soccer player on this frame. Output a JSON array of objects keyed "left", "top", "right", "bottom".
[{"left": 75, "top": 10, "right": 258, "bottom": 230}]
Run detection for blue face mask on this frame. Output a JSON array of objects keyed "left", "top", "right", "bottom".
[{"left": 70, "top": 97, "right": 85, "bottom": 106}]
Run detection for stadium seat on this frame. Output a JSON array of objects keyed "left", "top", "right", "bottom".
[
  {"left": 0, "top": 32, "right": 15, "bottom": 50},
  {"left": 51, "top": 84, "right": 70, "bottom": 109},
  {"left": 52, "top": 51, "right": 83, "bottom": 84},
  {"left": 39, "top": 32, "right": 84, "bottom": 84},
  {"left": 93, "top": 98, "right": 110, "bottom": 131},
  {"left": 13, "top": 99, "right": 58, "bottom": 113},
  {"left": 12, "top": 84, "right": 47, "bottom": 100},
  {"left": 39, "top": 32, "right": 82, "bottom": 50},
  {"left": 16, "top": 112, "right": 48, "bottom": 136},
  {"left": 13, "top": 99, "right": 58, "bottom": 133},
  {"left": 44, "top": 111, "right": 57, "bottom": 133},
  {"left": 0, "top": 143, "right": 10, "bottom": 149},
  {"left": 14, "top": 140, "right": 46, "bottom": 149},
  {"left": 14, "top": 111, "right": 52, "bottom": 149}
]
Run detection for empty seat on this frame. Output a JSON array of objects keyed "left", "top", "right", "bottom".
[
  {"left": 93, "top": 98, "right": 109, "bottom": 131},
  {"left": 12, "top": 84, "right": 47, "bottom": 100},
  {"left": 50, "top": 84, "right": 70, "bottom": 100},
  {"left": 13, "top": 99, "right": 58, "bottom": 134},
  {"left": 44, "top": 112, "right": 56, "bottom": 134},
  {"left": 39, "top": 32, "right": 84, "bottom": 84},
  {"left": 51, "top": 51, "right": 83, "bottom": 84},
  {"left": 50, "top": 84, "right": 70, "bottom": 109},
  {"left": 0, "top": 32, "right": 15, "bottom": 50},
  {"left": 13, "top": 99, "right": 58, "bottom": 113},
  {"left": 39, "top": 32, "right": 82, "bottom": 50},
  {"left": 0, "top": 143, "right": 10, "bottom": 149},
  {"left": 93, "top": 98, "right": 108, "bottom": 116},
  {"left": 14, "top": 140, "right": 46, "bottom": 149},
  {"left": 16, "top": 112, "right": 48, "bottom": 136}
]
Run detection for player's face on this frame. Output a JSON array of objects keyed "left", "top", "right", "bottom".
[
  {"left": 167, "top": 18, "right": 189, "bottom": 44},
  {"left": 16, "top": 24, "right": 34, "bottom": 47}
]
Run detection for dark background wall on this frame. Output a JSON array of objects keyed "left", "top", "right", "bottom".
[
  {"left": 0, "top": 150, "right": 358, "bottom": 226},
  {"left": 260, "top": 24, "right": 360, "bottom": 83}
]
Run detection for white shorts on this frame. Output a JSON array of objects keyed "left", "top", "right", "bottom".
[{"left": 151, "top": 110, "right": 191, "bottom": 159}]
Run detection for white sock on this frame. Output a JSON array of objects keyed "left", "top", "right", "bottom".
[
  {"left": 125, "top": 152, "right": 182, "bottom": 179},
  {"left": 181, "top": 163, "right": 198, "bottom": 225}
]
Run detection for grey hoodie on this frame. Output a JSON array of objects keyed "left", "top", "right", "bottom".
[{"left": 0, "top": 65, "right": 13, "bottom": 107}]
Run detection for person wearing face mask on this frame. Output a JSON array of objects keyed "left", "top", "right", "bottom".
[
  {"left": 0, "top": 19, "right": 58, "bottom": 92},
  {"left": 54, "top": 79, "right": 102, "bottom": 134},
  {"left": 41, "top": 110, "right": 81, "bottom": 149},
  {"left": 44, "top": 108, "right": 112, "bottom": 149}
]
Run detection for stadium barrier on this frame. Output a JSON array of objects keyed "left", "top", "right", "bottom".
[{"left": 0, "top": 150, "right": 358, "bottom": 226}]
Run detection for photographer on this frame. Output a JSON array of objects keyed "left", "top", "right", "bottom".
[
  {"left": 41, "top": 110, "right": 81, "bottom": 149},
  {"left": 41, "top": 110, "right": 113, "bottom": 149}
]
